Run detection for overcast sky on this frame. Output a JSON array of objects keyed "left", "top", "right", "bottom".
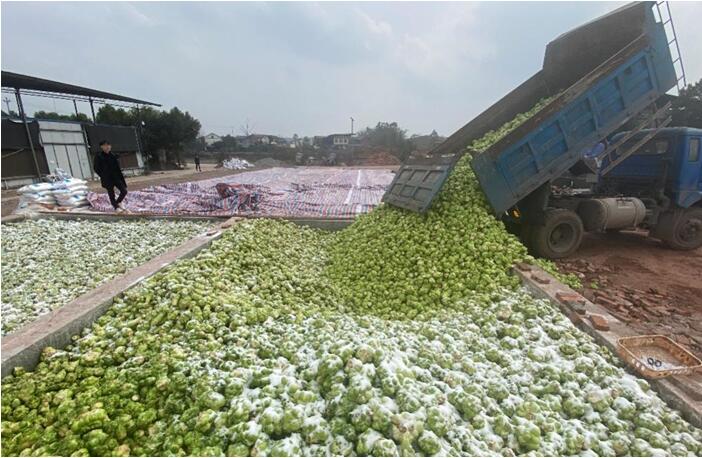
[{"left": 2, "top": 1, "right": 701, "bottom": 138}]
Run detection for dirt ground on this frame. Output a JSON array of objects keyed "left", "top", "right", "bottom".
[{"left": 557, "top": 231, "right": 702, "bottom": 359}]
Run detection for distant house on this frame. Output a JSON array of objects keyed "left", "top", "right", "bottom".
[
  {"left": 326, "top": 133, "right": 352, "bottom": 149},
  {"left": 203, "top": 133, "right": 222, "bottom": 147},
  {"left": 411, "top": 130, "right": 445, "bottom": 152},
  {"left": 236, "top": 134, "right": 288, "bottom": 148},
  {"left": 272, "top": 136, "right": 290, "bottom": 147}
]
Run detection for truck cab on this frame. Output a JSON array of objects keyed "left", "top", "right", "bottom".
[
  {"left": 599, "top": 127, "right": 702, "bottom": 210},
  {"left": 593, "top": 127, "right": 702, "bottom": 250},
  {"left": 521, "top": 127, "right": 702, "bottom": 258}
]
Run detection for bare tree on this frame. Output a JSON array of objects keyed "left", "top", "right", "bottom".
[{"left": 240, "top": 118, "right": 256, "bottom": 136}]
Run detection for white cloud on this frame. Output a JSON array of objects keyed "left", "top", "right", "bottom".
[
  {"left": 123, "top": 3, "right": 155, "bottom": 27},
  {"left": 350, "top": 3, "right": 493, "bottom": 83},
  {"left": 670, "top": 2, "right": 702, "bottom": 86},
  {"left": 2, "top": 1, "right": 699, "bottom": 138},
  {"left": 355, "top": 9, "right": 393, "bottom": 38}
]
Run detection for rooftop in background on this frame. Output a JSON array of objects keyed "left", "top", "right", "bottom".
[{"left": 1, "top": 71, "right": 160, "bottom": 106}]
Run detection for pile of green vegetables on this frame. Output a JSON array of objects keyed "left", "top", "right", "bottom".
[
  {"left": 467, "top": 97, "right": 554, "bottom": 154},
  {"left": 2, "top": 100, "right": 700, "bottom": 457},
  {"left": 3, "top": 220, "right": 701, "bottom": 456},
  {"left": 327, "top": 97, "right": 576, "bottom": 320},
  {"left": 1, "top": 219, "right": 210, "bottom": 335}
]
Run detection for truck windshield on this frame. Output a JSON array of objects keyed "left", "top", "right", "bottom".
[{"left": 628, "top": 138, "right": 669, "bottom": 156}]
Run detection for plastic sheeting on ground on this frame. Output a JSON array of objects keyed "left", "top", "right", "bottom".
[{"left": 87, "top": 167, "right": 395, "bottom": 218}]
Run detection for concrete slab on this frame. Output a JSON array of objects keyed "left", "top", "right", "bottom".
[
  {"left": 36, "top": 211, "right": 226, "bottom": 223},
  {"left": 0, "top": 214, "right": 27, "bottom": 224},
  {"left": 3, "top": 211, "right": 356, "bottom": 232},
  {"left": 1, "top": 218, "right": 238, "bottom": 378},
  {"left": 514, "top": 263, "right": 702, "bottom": 428},
  {"left": 282, "top": 217, "right": 354, "bottom": 231}
]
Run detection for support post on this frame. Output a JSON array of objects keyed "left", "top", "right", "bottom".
[
  {"left": 89, "top": 97, "right": 96, "bottom": 123},
  {"left": 135, "top": 105, "right": 150, "bottom": 175},
  {"left": 15, "top": 88, "right": 42, "bottom": 178},
  {"left": 77, "top": 100, "right": 96, "bottom": 180}
]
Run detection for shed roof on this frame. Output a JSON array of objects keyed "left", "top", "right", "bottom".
[{"left": 1, "top": 71, "right": 160, "bottom": 106}]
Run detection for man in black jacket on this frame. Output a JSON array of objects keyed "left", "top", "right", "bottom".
[{"left": 93, "top": 140, "right": 128, "bottom": 211}]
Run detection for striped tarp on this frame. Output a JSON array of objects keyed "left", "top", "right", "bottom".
[{"left": 87, "top": 167, "right": 394, "bottom": 218}]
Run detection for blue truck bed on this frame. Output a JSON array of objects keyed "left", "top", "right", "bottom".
[{"left": 383, "top": 2, "right": 679, "bottom": 215}]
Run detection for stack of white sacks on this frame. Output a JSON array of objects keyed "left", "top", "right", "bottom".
[
  {"left": 16, "top": 169, "right": 90, "bottom": 211},
  {"left": 222, "top": 158, "right": 253, "bottom": 170},
  {"left": 51, "top": 178, "right": 89, "bottom": 208},
  {"left": 16, "top": 183, "right": 57, "bottom": 209}
]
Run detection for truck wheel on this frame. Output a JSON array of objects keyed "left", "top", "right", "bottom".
[
  {"left": 661, "top": 208, "right": 702, "bottom": 250},
  {"left": 529, "top": 209, "right": 584, "bottom": 259}
]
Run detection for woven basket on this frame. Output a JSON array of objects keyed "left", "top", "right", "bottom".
[{"left": 617, "top": 335, "right": 702, "bottom": 379}]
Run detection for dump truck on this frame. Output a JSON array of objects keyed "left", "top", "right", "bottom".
[{"left": 383, "top": 1, "right": 701, "bottom": 258}]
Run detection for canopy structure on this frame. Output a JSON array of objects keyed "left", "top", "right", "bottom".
[
  {"left": 1, "top": 70, "right": 160, "bottom": 181},
  {"left": 1, "top": 71, "right": 160, "bottom": 107}
]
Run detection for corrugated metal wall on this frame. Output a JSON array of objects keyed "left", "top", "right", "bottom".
[
  {"left": 38, "top": 121, "right": 93, "bottom": 180},
  {"left": 84, "top": 124, "right": 143, "bottom": 170},
  {"left": 1, "top": 119, "right": 49, "bottom": 179},
  {"left": 2, "top": 119, "right": 144, "bottom": 183}
]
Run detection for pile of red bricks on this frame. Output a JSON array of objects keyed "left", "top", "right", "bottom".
[{"left": 557, "top": 259, "right": 702, "bottom": 359}]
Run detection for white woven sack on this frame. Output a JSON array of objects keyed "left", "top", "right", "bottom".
[{"left": 18, "top": 183, "right": 53, "bottom": 194}]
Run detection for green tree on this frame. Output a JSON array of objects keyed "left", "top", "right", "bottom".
[
  {"left": 210, "top": 135, "right": 238, "bottom": 151},
  {"left": 95, "top": 105, "right": 136, "bottom": 126},
  {"left": 671, "top": 78, "right": 702, "bottom": 128},
  {"left": 358, "top": 122, "right": 415, "bottom": 161},
  {"left": 95, "top": 105, "right": 201, "bottom": 166},
  {"left": 32, "top": 110, "right": 90, "bottom": 122}
]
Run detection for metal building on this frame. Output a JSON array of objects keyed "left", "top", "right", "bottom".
[{"left": 1, "top": 71, "right": 159, "bottom": 188}]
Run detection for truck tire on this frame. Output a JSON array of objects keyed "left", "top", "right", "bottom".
[
  {"left": 659, "top": 208, "right": 702, "bottom": 250},
  {"left": 529, "top": 209, "right": 584, "bottom": 259}
]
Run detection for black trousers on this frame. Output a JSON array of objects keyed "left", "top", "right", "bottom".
[
  {"left": 106, "top": 181, "right": 128, "bottom": 209},
  {"left": 195, "top": 162, "right": 201, "bottom": 171}
]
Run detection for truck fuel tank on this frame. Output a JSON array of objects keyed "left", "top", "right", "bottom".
[{"left": 577, "top": 197, "right": 647, "bottom": 232}]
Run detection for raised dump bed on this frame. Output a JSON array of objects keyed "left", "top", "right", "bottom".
[{"left": 385, "top": 1, "right": 680, "bottom": 215}]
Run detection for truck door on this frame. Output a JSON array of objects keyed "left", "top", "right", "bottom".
[{"left": 676, "top": 135, "right": 701, "bottom": 207}]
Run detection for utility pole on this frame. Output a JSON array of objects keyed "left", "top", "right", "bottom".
[
  {"left": 3, "top": 96, "right": 12, "bottom": 115},
  {"left": 350, "top": 117, "right": 354, "bottom": 135}
]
